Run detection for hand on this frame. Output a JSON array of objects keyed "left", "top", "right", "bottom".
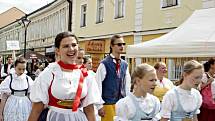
[
  {"left": 98, "top": 107, "right": 105, "bottom": 117},
  {"left": 0, "top": 114, "right": 3, "bottom": 121}
]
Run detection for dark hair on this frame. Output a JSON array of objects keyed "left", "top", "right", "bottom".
[
  {"left": 109, "top": 34, "right": 122, "bottom": 53},
  {"left": 7, "top": 55, "right": 12, "bottom": 60},
  {"left": 55, "top": 32, "right": 78, "bottom": 48},
  {"left": 203, "top": 58, "right": 215, "bottom": 72},
  {"left": 15, "top": 57, "right": 26, "bottom": 67},
  {"left": 177, "top": 60, "right": 203, "bottom": 85},
  {"left": 83, "top": 56, "right": 91, "bottom": 64}
]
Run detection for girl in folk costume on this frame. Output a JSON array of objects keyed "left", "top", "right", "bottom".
[
  {"left": 153, "top": 62, "right": 174, "bottom": 101},
  {"left": 28, "top": 32, "right": 101, "bottom": 121},
  {"left": 160, "top": 60, "right": 203, "bottom": 121},
  {"left": 114, "top": 63, "right": 161, "bottom": 121},
  {"left": 198, "top": 58, "right": 215, "bottom": 121},
  {"left": 83, "top": 56, "right": 103, "bottom": 121},
  {"left": 0, "top": 57, "right": 33, "bottom": 121},
  {"left": 83, "top": 56, "right": 96, "bottom": 77}
]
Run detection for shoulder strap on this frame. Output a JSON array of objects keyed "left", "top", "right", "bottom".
[{"left": 9, "top": 74, "right": 14, "bottom": 94}]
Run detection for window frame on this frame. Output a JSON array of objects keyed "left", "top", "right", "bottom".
[
  {"left": 161, "top": 0, "right": 179, "bottom": 9},
  {"left": 96, "top": 0, "right": 104, "bottom": 23},
  {"left": 80, "top": 4, "right": 87, "bottom": 27},
  {"left": 114, "top": 0, "right": 125, "bottom": 19}
]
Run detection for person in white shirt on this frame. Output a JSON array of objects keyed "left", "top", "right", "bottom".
[
  {"left": 28, "top": 32, "right": 101, "bottom": 121},
  {"left": 0, "top": 57, "right": 33, "bottom": 121},
  {"left": 153, "top": 62, "right": 174, "bottom": 101},
  {"left": 115, "top": 63, "right": 160, "bottom": 121},
  {"left": 160, "top": 60, "right": 203, "bottom": 121},
  {"left": 83, "top": 56, "right": 103, "bottom": 121},
  {"left": 96, "top": 34, "right": 131, "bottom": 121},
  {"left": 1, "top": 56, "right": 14, "bottom": 79}
]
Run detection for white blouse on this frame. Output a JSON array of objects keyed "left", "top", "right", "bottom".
[
  {"left": 30, "top": 62, "right": 101, "bottom": 107},
  {"left": 160, "top": 86, "right": 202, "bottom": 119},
  {"left": 115, "top": 93, "right": 161, "bottom": 121},
  {"left": 0, "top": 73, "right": 33, "bottom": 97},
  {"left": 155, "top": 77, "right": 174, "bottom": 89}
]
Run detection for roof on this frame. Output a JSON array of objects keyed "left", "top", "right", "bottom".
[{"left": 0, "top": 7, "right": 25, "bottom": 28}]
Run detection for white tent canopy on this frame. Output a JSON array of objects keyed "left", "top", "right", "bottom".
[{"left": 126, "top": 8, "right": 215, "bottom": 58}]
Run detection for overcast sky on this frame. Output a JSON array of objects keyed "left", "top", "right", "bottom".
[{"left": 0, "top": 0, "right": 55, "bottom": 14}]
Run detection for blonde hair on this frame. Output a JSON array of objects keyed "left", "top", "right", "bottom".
[
  {"left": 131, "top": 63, "right": 155, "bottom": 91},
  {"left": 177, "top": 60, "right": 203, "bottom": 85}
]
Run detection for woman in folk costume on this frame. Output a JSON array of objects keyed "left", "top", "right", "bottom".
[
  {"left": 160, "top": 60, "right": 203, "bottom": 121},
  {"left": 83, "top": 56, "right": 103, "bottom": 121},
  {"left": 83, "top": 56, "right": 96, "bottom": 77},
  {"left": 28, "top": 32, "right": 101, "bottom": 121},
  {"left": 153, "top": 62, "right": 174, "bottom": 101},
  {"left": 198, "top": 58, "right": 215, "bottom": 121},
  {"left": 0, "top": 57, "right": 33, "bottom": 121},
  {"left": 114, "top": 63, "right": 161, "bottom": 121}
]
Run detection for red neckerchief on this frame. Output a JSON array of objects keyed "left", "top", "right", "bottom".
[
  {"left": 57, "top": 61, "right": 79, "bottom": 70},
  {"left": 114, "top": 58, "right": 121, "bottom": 76}
]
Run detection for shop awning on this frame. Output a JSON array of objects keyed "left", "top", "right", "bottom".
[{"left": 126, "top": 8, "right": 215, "bottom": 58}]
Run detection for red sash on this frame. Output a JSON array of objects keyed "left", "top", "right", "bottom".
[{"left": 72, "top": 72, "right": 84, "bottom": 111}]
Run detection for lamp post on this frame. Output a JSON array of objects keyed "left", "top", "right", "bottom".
[
  {"left": 21, "top": 15, "right": 31, "bottom": 58},
  {"left": 66, "top": 0, "right": 72, "bottom": 31}
]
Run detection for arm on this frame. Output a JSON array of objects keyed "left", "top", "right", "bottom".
[
  {"left": 95, "top": 63, "right": 106, "bottom": 117},
  {"left": 28, "top": 102, "right": 44, "bottom": 121},
  {"left": 0, "top": 93, "right": 9, "bottom": 121},
  {"left": 83, "top": 104, "right": 96, "bottom": 121},
  {"left": 95, "top": 63, "right": 106, "bottom": 93},
  {"left": 125, "top": 66, "right": 131, "bottom": 95}
]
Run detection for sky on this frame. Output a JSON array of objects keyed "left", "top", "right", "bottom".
[{"left": 0, "top": 0, "right": 55, "bottom": 14}]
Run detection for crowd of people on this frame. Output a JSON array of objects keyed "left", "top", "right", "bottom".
[{"left": 0, "top": 31, "right": 215, "bottom": 121}]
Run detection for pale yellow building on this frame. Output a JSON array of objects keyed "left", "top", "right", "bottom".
[{"left": 73, "top": 0, "right": 202, "bottom": 73}]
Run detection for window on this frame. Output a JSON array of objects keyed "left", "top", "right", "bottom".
[
  {"left": 114, "top": 0, "right": 125, "bottom": 19},
  {"left": 80, "top": 4, "right": 87, "bottom": 27},
  {"left": 162, "top": 0, "right": 178, "bottom": 8},
  {"left": 96, "top": 0, "right": 104, "bottom": 23}
]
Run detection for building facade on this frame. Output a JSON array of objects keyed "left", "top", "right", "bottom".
[{"left": 0, "top": 0, "right": 212, "bottom": 79}]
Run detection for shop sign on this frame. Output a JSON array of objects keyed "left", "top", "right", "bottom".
[{"left": 85, "top": 40, "right": 105, "bottom": 53}]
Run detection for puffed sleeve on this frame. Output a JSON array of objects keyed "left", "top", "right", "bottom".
[
  {"left": 152, "top": 96, "right": 161, "bottom": 121},
  {"left": 81, "top": 74, "right": 103, "bottom": 107},
  {"left": 30, "top": 67, "right": 52, "bottom": 104},
  {"left": 0, "top": 76, "right": 11, "bottom": 94},
  {"left": 115, "top": 96, "right": 135, "bottom": 120},
  {"left": 160, "top": 91, "right": 174, "bottom": 119},
  {"left": 194, "top": 90, "right": 203, "bottom": 114}
]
